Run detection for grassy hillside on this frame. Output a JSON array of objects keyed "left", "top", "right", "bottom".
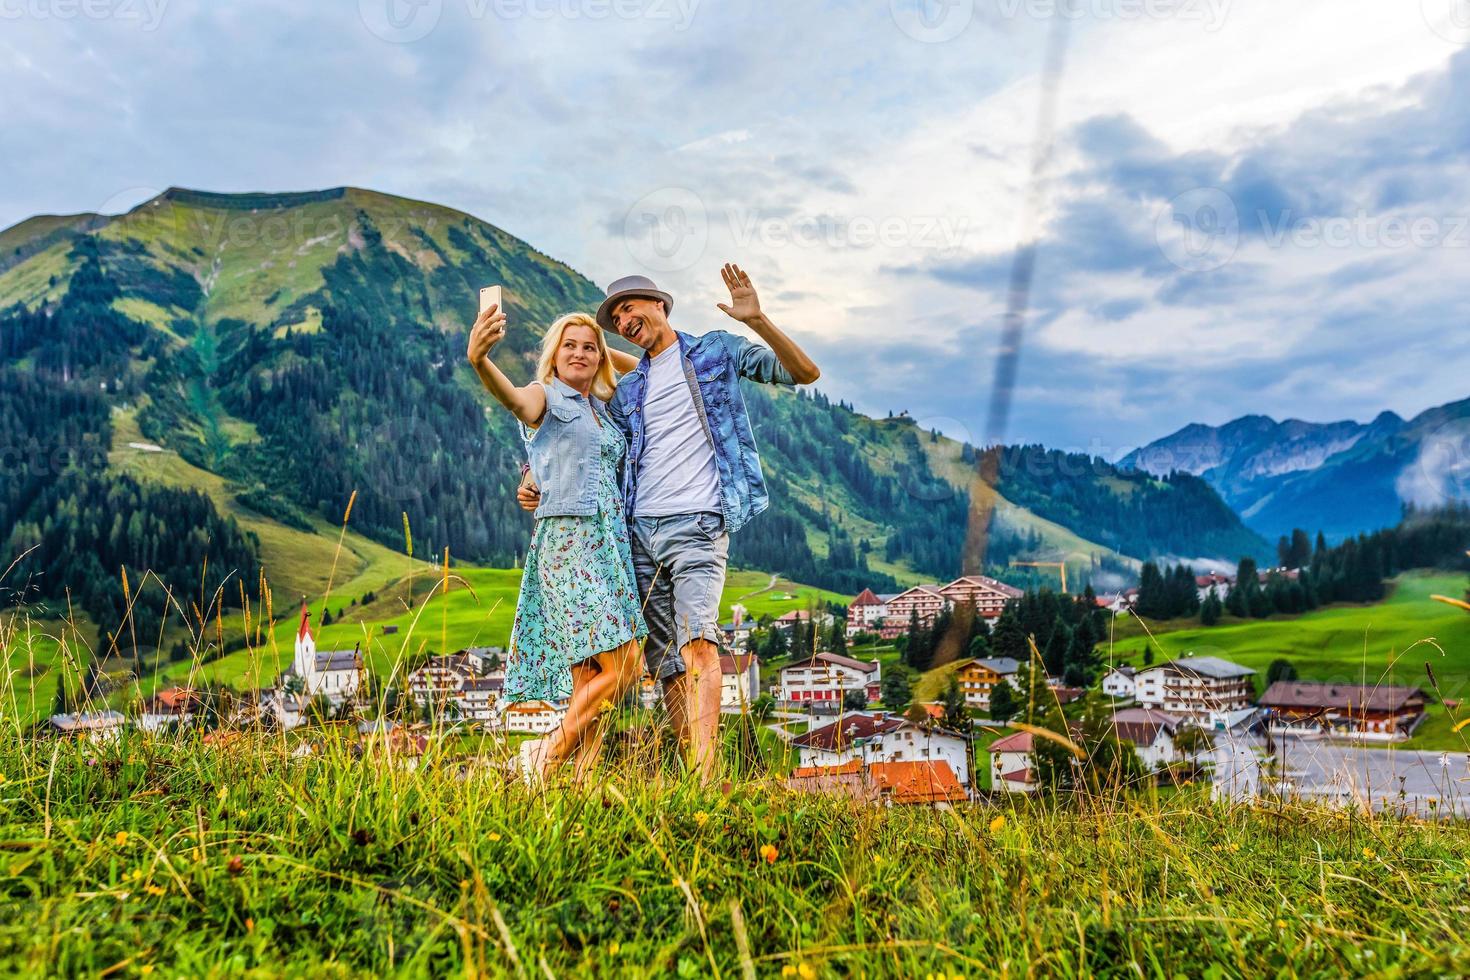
[
  {"left": 2, "top": 731, "right": 1468, "bottom": 976},
  {"left": 1104, "top": 571, "right": 1470, "bottom": 749},
  {"left": 107, "top": 406, "right": 435, "bottom": 600}
]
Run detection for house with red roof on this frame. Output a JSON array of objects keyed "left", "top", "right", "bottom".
[
  {"left": 846, "top": 588, "right": 898, "bottom": 637},
  {"left": 786, "top": 758, "right": 968, "bottom": 807},
  {"left": 137, "top": 687, "right": 200, "bottom": 732},
  {"left": 790, "top": 711, "right": 971, "bottom": 787},
  {"left": 989, "top": 729, "right": 1042, "bottom": 793},
  {"left": 1260, "top": 681, "right": 1430, "bottom": 741}
]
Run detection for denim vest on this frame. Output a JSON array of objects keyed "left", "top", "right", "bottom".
[
  {"left": 609, "top": 330, "right": 794, "bottom": 534},
  {"left": 521, "top": 377, "right": 611, "bottom": 519}
]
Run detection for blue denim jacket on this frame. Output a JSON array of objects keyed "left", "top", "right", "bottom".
[
  {"left": 520, "top": 377, "right": 612, "bottom": 519},
  {"left": 609, "top": 330, "right": 794, "bottom": 533}
]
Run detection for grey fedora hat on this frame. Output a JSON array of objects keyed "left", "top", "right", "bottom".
[{"left": 596, "top": 275, "right": 674, "bottom": 331}]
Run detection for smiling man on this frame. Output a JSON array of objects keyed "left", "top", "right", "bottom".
[{"left": 521, "top": 263, "right": 819, "bottom": 780}]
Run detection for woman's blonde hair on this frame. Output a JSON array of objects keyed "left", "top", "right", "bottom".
[{"left": 536, "top": 312, "right": 617, "bottom": 402}]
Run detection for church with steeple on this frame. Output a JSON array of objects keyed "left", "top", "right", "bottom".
[{"left": 263, "top": 601, "right": 363, "bottom": 728}]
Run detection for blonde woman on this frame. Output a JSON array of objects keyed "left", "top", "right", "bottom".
[{"left": 467, "top": 305, "right": 646, "bottom": 779}]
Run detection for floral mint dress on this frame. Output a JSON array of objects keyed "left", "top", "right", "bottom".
[{"left": 505, "top": 406, "right": 648, "bottom": 702}]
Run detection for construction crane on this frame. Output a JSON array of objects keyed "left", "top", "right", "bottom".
[{"left": 1010, "top": 560, "right": 1068, "bottom": 594}]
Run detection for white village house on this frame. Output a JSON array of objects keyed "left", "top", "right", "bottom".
[
  {"left": 502, "top": 700, "right": 563, "bottom": 734},
  {"left": 1109, "top": 707, "right": 1183, "bottom": 770},
  {"left": 720, "top": 653, "right": 761, "bottom": 708},
  {"left": 46, "top": 710, "right": 127, "bottom": 743},
  {"left": 454, "top": 677, "right": 504, "bottom": 724},
  {"left": 845, "top": 589, "right": 898, "bottom": 637},
  {"left": 988, "top": 730, "right": 1042, "bottom": 793},
  {"left": 1101, "top": 666, "right": 1137, "bottom": 700},
  {"left": 1134, "top": 655, "right": 1257, "bottom": 729},
  {"left": 790, "top": 712, "right": 972, "bottom": 787},
  {"left": 773, "top": 653, "right": 882, "bottom": 707}
]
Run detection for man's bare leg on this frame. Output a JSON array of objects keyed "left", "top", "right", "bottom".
[
  {"left": 661, "top": 671, "right": 690, "bottom": 751},
  {"left": 683, "top": 638, "right": 723, "bottom": 782}
]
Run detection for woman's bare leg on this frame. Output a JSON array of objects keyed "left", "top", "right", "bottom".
[
  {"left": 569, "top": 660, "right": 604, "bottom": 777},
  {"left": 539, "top": 639, "right": 643, "bottom": 776}
]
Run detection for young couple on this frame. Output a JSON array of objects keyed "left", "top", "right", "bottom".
[{"left": 466, "top": 264, "right": 819, "bottom": 782}]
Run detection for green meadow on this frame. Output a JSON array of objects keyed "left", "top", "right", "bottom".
[
  {"left": 2, "top": 729, "right": 1469, "bottom": 977},
  {"left": 141, "top": 567, "right": 847, "bottom": 695}
]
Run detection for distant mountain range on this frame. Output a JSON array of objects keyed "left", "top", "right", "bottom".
[
  {"left": 0, "top": 186, "right": 1269, "bottom": 620},
  {"left": 1121, "top": 399, "right": 1470, "bottom": 543}
]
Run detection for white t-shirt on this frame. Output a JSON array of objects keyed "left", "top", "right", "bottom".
[{"left": 634, "top": 344, "right": 722, "bottom": 517}]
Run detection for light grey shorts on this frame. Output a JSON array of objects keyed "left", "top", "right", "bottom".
[{"left": 630, "top": 511, "right": 729, "bottom": 681}]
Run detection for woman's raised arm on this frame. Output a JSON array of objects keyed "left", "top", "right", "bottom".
[{"left": 467, "top": 304, "right": 546, "bottom": 426}]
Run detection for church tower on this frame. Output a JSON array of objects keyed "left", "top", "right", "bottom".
[{"left": 293, "top": 601, "right": 316, "bottom": 687}]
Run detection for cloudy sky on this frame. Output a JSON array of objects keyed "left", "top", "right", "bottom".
[{"left": 3, "top": 0, "right": 1468, "bottom": 455}]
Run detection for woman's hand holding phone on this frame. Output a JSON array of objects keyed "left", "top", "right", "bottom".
[{"left": 467, "top": 303, "right": 507, "bottom": 364}]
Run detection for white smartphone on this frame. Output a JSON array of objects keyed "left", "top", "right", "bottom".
[{"left": 479, "top": 285, "right": 503, "bottom": 315}]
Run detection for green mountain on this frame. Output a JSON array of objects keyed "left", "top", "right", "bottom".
[{"left": 0, "top": 186, "right": 1266, "bottom": 633}]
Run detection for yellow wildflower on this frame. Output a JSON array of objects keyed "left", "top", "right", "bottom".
[
  {"left": 782, "top": 968, "right": 797, "bottom": 979},
  {"left": 1362, "top": 847, "right": 1375, "bottom": 859},
  {"left": 799, "top": 964, "right": 816, "bottom": 980},
  {"left": 759, "top": 843, "right": 779, "bottom": 864},
  {"left": 114, "top": 831, "right": 129, "bottom": 847},
  {"left": 488, "top": 832, "right": 502, "bottom": 842},
  {"left": 608, "top": 942, "right": 620, "bottom": 957},
  {"left": 144, "top": 884, "right": 166, "bottom": 897},
  {"left": 988, "top": 814, "right": 1006, "bottom": 834},
  {"left": 694, "top": 811, "right": 710, "bottom": 828}
]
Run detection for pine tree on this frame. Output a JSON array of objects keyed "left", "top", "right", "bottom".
[
  {"left": 1041, "top": 616, "right": 1071, "bottom": 677},
  {"left": 939, "top": 676, "right": 969, "bottom": 731},
  {"left": 990, "top": 609, "right": 1028, "bottom": 661},
  {"left": 987, "top": 675, "right": 1018, "bottom": 723},
  {"left": 880, "top": 665, "right": 913, "bottom": 713},
  {"left": 1200, "top": 587, "right": 1223, "bottom": 626},
  {"left": 1135, "top": 561, "right": 1165, "bottom": 618},
  {"left": 967, "top": 633, "right": 992, "bottom": 660},
  {"left": 1265, "top": 658, "right": 1298, "bottom": 686}
]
